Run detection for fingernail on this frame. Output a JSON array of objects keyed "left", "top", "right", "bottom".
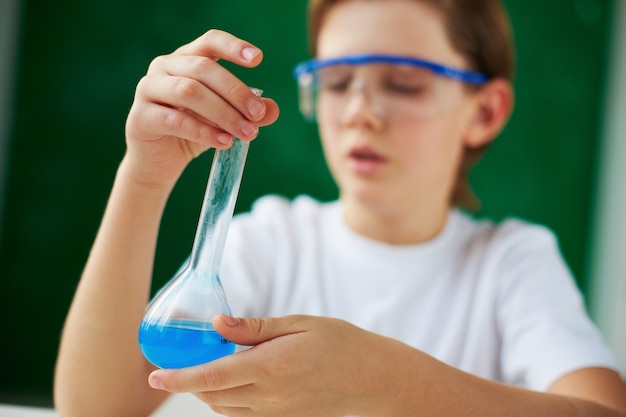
[
  {"left": 149, "top": 374, "right": 164, "bottom": 389},
  {"left": 222, "top": 315, "right": 238, "bottom": 327},
  {"left": 241, "top": 47, "right": 259, "bottom": 62},
  {"left": 248, "top": 98, "right": 265, "bottom": 119},
  {"left": 217, "top": 133, "right": 233, "bottom": 145},
  {"left": 240, "top": 121, "right": 258, "bottom": 138}
]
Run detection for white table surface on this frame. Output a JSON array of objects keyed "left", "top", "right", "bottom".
[
  {"left": 0, "top": 404, "right": 57, "bottom": 417},
  {"left": 0, "top": 394, "right": 221, "bottom": 416}
]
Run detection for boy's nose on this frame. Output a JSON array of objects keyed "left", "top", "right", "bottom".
[{"left": 339, "top": 78, "right": 386, "bottom": 128}]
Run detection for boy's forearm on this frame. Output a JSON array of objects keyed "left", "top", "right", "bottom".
[
  {"left": 376, "top": 344, "right": 626, "bottom": 417},
  {"left": 54, "top": 156, "right": 173, "bottom": 417}
]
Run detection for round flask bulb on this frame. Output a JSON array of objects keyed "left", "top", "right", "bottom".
[{"left": 139, "top": 269, "right": 235, "bottom": 369}]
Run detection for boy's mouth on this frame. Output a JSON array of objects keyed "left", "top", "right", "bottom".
[
  {"left": 352, "top": 150, "right": 382, "bottom": 160},
  {"left": 350, "top": 146, "right": 384, "bottom": 161},
  {"left": 348, "top": 146, "right": 387, "bottom": 173}
]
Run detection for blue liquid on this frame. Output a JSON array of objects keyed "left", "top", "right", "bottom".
[{"left": 138, "top": 320, "right": 235, "bottom": 369}]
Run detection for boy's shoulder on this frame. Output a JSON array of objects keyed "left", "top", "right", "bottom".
[
  {"left": 233, "top": 194, "right": 336, "bottom": 232},
  {"left": 453, "top": 209, "right": 560, "bottom": 258},
  {"left": 246, "top": 194, "right": 335, "bottom": 220}
]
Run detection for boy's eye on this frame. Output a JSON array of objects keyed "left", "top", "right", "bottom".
[
  {"left": 324, "top": 78, "right": 351, "bottom": 91},
  {"left": 385, "top": 81, "right": 428, "bottom": 95},
  {"left": 384, "top": 66, "right": 435, "bottom": 95},
  {"left": 318, "top": 70, "right": 352, "bottom": 92}
]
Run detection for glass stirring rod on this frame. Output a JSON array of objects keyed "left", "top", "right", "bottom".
[{"left": 138, "top": 88, "right": 263, "bottom": 369}]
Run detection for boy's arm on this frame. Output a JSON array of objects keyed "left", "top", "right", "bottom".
[
  {"left": 54, "top": 157, "right": 173, "bottom": 417},
  {"left": 548, "top": 368, "right": 626, "bottom": 415}
]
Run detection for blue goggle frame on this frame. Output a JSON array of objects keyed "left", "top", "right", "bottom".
[{"left": 293, "top": 53, "right": 488, "bottom": 85}]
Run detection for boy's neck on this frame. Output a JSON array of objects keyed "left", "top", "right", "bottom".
[{"left": 341, "top": 199, "right": 449, "bottom": 245}]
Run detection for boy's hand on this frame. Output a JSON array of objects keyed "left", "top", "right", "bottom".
[
  {"left": 148, "top": 315, "right": 402, "bottom": 417},
  {"left": 124, "top": 29, "right": 279, "bottom": 189}
]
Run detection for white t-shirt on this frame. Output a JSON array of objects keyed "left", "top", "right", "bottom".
[{"left": 217, "top": 195, "right": 619, "bottom": 391}]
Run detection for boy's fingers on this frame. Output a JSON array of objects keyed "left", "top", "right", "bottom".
[
  {"left": 175, "top": 29, "right": 262, "bottom": 67},
  {"left": 148, "top": 349, "right": 257, "bottom": 393},
  {"left": 213, "top": 315, "right": 306, "bottom": 346}
]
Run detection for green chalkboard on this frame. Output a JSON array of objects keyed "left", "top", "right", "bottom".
[{"left": 0, "top": 0, "right": 614, "bottom": 406}]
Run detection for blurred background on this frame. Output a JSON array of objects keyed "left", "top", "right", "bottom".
[{"left": 0, "top": 0, "right": 624, "bottom": 408}]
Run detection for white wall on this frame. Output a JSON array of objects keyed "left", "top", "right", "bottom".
[
  {"left": 0, "top": 0, "right": 22, "bottom": 241},
  {"left": 589, "top": 0, "right": 626, "bottom": 372}
]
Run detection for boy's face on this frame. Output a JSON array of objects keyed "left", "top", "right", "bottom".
[{"left": 316, "top": 0, "right": 482, "bottom": 221}]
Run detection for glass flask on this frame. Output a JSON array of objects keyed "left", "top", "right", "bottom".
[{"left": 138, "top": 89, "right": 262, "bottom": 369}]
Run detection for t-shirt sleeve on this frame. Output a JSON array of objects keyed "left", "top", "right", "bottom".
[{"left": 494, "top": 222, "right": 621, "bottom": 391}]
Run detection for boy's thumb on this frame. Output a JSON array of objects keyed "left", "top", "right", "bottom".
[{"left": 212, "top": 314, "right": 304, "bottom": 346}]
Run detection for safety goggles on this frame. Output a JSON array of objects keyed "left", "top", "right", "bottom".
[{"left": 293, "top": 54, "right": 488, "bottom": 123}]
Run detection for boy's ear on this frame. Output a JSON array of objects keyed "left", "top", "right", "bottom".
[{"left": 464, "top": 79, "right": 514, "bottom": 148}]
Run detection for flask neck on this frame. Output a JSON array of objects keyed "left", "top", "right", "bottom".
[{"left": 188, "top": 139, "right": 250, "bottom": 274}]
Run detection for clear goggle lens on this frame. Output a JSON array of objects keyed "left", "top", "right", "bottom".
[{"left": 294, "top": 54, "right": 487, "bottom": 124}]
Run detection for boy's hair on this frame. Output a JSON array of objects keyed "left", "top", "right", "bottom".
[{"left": 307, "top": 0, "right": 516, "bottom": 210}]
